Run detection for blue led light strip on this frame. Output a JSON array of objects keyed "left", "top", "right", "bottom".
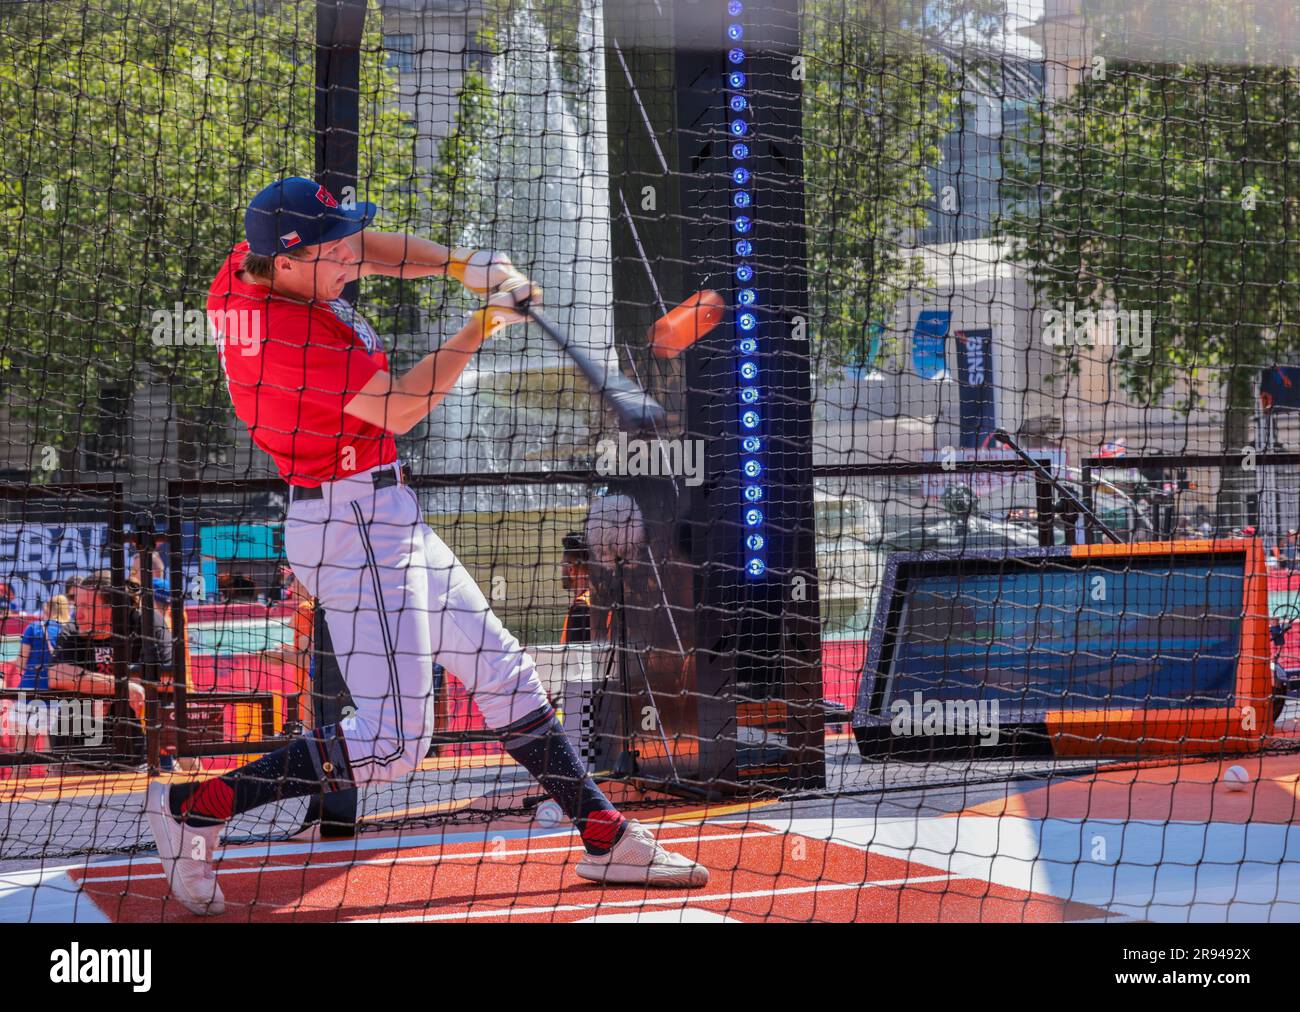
[{"left": 726, "top": 0, "right": 765, "bottom": 579}]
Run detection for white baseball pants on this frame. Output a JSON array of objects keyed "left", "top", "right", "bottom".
[{"left": 283, "top": 462, "right": 550, "bottom": 787}]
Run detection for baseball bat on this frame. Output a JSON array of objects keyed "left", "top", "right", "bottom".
[{"left": 524, "top": 306, "right": 668, "bottom": 433}]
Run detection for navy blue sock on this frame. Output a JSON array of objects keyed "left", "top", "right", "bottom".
[
  {"left": 168, "top": 726, "right": 352, "bottom": 828},
  {"left": 498, "top": 706, "right": 626, "bottom": 854}
]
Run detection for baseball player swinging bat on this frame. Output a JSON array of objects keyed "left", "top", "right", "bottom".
[{"left": 142, "top": 177, "right": 707, "bottom": 915}]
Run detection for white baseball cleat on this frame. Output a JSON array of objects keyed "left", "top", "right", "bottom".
[
  {"left": 145, "top": 781, "right": 226, "bottom": 916},
  {"left": 575, "top": 820, "right": 709, "bottom": 888}
]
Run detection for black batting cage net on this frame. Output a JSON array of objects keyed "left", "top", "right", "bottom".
[{"left": 0, "top": 0, "right": 1297, "bottom": 924}]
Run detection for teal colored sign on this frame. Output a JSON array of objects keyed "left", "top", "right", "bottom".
[
  {"left": 847, "top": 322, "right": 887, "bottom": 378},
  {"left": 199, "top": 524, "right": 279, "bottom": 560}
]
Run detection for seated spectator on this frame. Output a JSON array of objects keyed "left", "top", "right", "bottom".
[
  {"left": 264, "top": 579, "right": 316, "bottom": 733},
  {"left": 48, "top": 575, "right": 172, "bottom": 726},
  {"left": 16, "top": 595, "right": 70, "bottom": 692},
  {"left": 267, "top": 578, "right": 314, "bottom": 671},
  {"left": 7, "top": 594, "right": 70, "bottom": 770},
  {"left": 267, "top": 565, "right": 294, "bottom": 604},
  {"left": 126, "top": 556, "right": 172, "bottom": 617},
  {"left": 63, "top": 575, "right": 84, "bottom": 624},
  {"left": 128, "top": 550, "right": 166, "bottom": 586},
  {"left": 560, "top": 532, "right": 592, "bottom": 646},
  {"left": 0, "top": 582, "right": 19, "bottom": 614},
  {"left": 217, "top": 571, "right": 258, "bottom": 602}
]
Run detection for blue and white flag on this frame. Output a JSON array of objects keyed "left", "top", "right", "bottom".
[{"left": 911, "top": 311, "right": 950, "bottom": 380}]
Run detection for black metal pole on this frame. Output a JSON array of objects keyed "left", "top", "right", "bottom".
[
  {"left": 108, "top": 488, "right": 131, "bottom": 762},
  {"left": 310, "top": 0, "right": 366, "bottom": 833},
  {"left": 316, "top": 0, "right": 367, "bottom": 305},
  {"left": 166, "top": 489, "right": 189, "bottom": 761},
  {"left": 135, "top": 524, "right": 160, "bottom": 773}
]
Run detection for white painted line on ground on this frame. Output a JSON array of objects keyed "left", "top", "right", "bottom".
[
  {"left": 72, "top": 827, "right": 787, "bottom": 885},
  {"left": 345, "top": 874, "right": 957, "bottom": 923}
]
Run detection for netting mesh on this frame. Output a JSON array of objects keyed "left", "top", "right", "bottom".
[{"left": 0, "top": 0, "right": 1297, "bottom": 923}]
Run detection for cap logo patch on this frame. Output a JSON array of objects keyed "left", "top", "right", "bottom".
[
  {"left": 315, "top": 185, "right": 339, "bottom": 208},
  {"left": 281, "top": 231, "right": 302, "bottom": 248}
]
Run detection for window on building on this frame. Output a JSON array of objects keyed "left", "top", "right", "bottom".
[
  {"left": 199, "top": 406, "right": 231, "bottom": 466},
  {"left": 385, "top": 33, "right": 415, "bottom": 73},
  {"left": 465, "top": 34, "right": 490, "bottom": 72},
  {"left": 918, "top": 51, "right": 1045, "bottom": 246},
  {"left": 86, "top": 385, "right": 128, "bottom": 470}
]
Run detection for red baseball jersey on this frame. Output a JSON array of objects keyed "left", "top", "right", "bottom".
[{"left": 208, "top": 242, "right": 397, "bottom": 486}]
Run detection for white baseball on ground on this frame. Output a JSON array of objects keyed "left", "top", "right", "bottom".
[{"left": 1222, "top": 764, "right": 1249, "bottom": 792}]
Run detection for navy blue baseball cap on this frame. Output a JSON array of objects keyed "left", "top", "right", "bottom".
[{"left": 244, "top": 176, "right": 377, "bottom": 256}]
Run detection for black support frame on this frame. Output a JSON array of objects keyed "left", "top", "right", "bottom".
[{"left": 604, "top": 0, "right": 823, "bottom": 791}]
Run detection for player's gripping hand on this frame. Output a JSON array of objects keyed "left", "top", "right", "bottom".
[
  {"left": 477, "top": 290, "right": 532, "bottom": 338},
  {"left": 448, "top": 248, "right": 542, "bottom": 307}
]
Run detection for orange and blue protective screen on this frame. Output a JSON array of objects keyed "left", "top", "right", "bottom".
[{"left": 881, "top": 553, "right": 1244, "bottom": 722}]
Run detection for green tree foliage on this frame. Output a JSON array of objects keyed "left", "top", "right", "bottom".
[
  {"left": 999, "top": 3, "right": 1300, "bottom": 453},
  {"left": 0, "top": 0, "right": 421, "bottom": 470},
  {"left": 801, "top": 0, "right": 990, "bottom": 374}
]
